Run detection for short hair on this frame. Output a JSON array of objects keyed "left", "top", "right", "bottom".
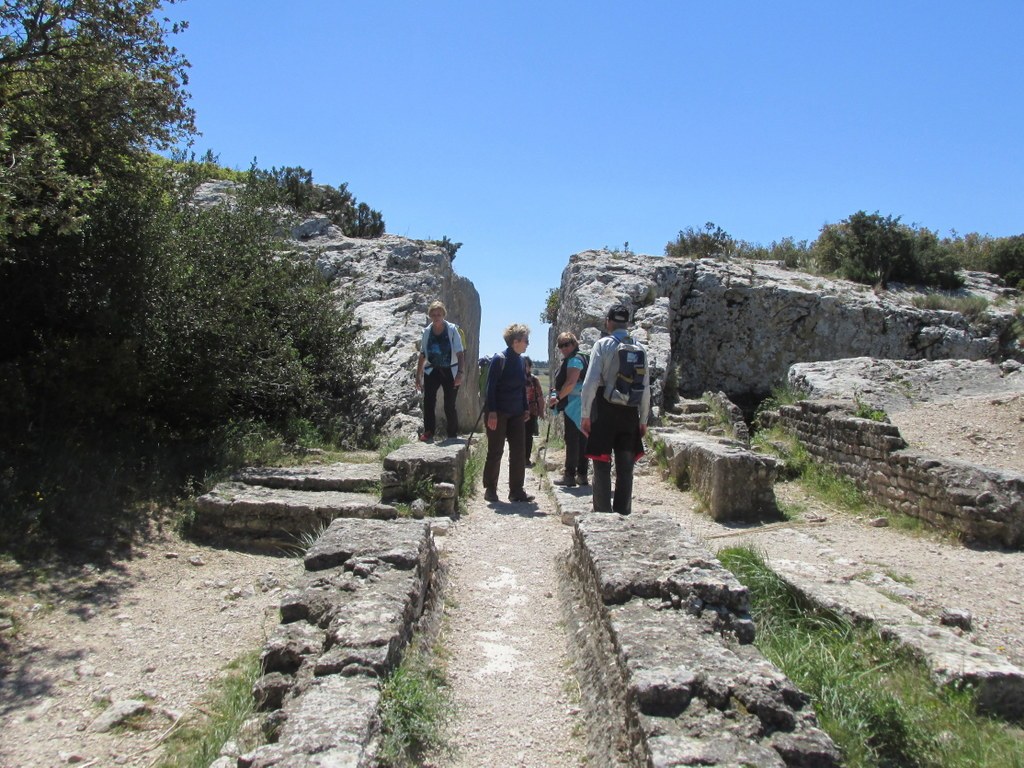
[
  {"left": 555, "top": 332, "right": 578, "bottom": 348},
  {"left": 523, "top": 355, "right": 533, "bottom": 368},
  {"left": 503, "top": 323, "right": 530, "bottom": 346},
  {"left": 427, "top": 300, "right": 447, "bottom": 317}
]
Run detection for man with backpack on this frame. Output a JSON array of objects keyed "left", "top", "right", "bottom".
[
  {"left": 548, "top": 331, "right": 590, "bottom": 487},
  {"left": 580, "top": 304, "right": 651, "bottom": 515},
  {"left": 415, "top": 300, "right": 465, "bottom": 441}
]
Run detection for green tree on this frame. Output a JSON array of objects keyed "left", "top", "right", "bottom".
[
  {"left": 985, "top": 235, "right": 1024, "bottom": 289},
  {"left": 812, "top": 211, "right": 961, "bottom": 289},
  {"left": 0, "top": 0, "right": 194, "bottom": 241}
]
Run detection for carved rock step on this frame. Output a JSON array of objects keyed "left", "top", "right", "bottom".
[
  {"left": 234, "top": 461, "right": 381, "bottom": 492},
  {"left": 193, "top": 482, "right": 397, "bottom": 548},
  {"left": 650, "top": 428, "right": 780, "bottom": 522},
  {"left": 773, "top": 559, "right": 1024, "bottom": 720}
]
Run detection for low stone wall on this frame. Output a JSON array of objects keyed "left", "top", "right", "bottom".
[
  {"left": 566, "top": 510, "right": 840, "bottom": 766},
  {"left": 193, "top": 441, "right": 471, "bottom": 547},
  {"left": 772, "top": 558, "right": 1024, "bottom": 719},
  {"left": 649, "top": 429, "right": 780, "bottom": 522},
  {"left": 381, "top": 440, "right": 468, "bottom": 517},
  {"left": 766, "top": 399, "right": 1024, "bottom": 548},
  {"left": 193, "top": 483, "right": 397, "bottom": 551},
  {"left": 242, "top": 517, "right": 438, "bottom": 766}
]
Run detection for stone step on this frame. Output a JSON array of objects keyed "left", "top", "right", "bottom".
[
  {"left": 773, "top": 559, "right": 1024, "bottom": 720},
  {"left": 649, "top": 428, "right": 780, "bottom": 522},
  {"left": 235, "top": 461, "right": 381, "bottom": 492},
  {"left": 193, "top": 482, "right": 397, "bottom": 549},
  {"left": 660, "top": 412, "right": 708, "bottom": 431}
]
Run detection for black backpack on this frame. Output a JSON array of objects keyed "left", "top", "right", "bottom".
[{"left": 604, "top": 336, "right": 646, "bottom": 408}]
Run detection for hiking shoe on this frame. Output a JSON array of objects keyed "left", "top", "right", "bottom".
[
  {"left": 483, "top": 488, "right": 499, "bottom": 503},
  {"left": 525, "top": 460, "right": 534, "bottom": 468},
  {"left": 508, "top": 491, "right": 535, "bottom": 503},
  {"left": 418, "top": 431, "right": 433, "bottom": 442},
  {"left": 552, "top": 474, "right": 576, "bottom": 487},
  {"left": 576, "top": 475, "right": 589, "bottom": 486}
]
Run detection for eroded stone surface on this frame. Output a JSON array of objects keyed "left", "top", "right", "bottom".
[
  {"left": 192, "top": 483, "right": 398, "bottom": 548},
  {"left": 250, "top": 517, "right": 437, "bottom": 766},
  {"left": 650, "top": 428, "right": 780, "bottom": 522},
  {"left": 235, "top": 462, "right": 381, "bottom": 492},
  {"left": 567, "top": 509, "right": 840, "bottom": 766}
]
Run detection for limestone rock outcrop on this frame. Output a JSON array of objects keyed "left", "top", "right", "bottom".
[
  {"left": 302, "top": 234, "right": 480, "bottom": 437},
  {"left": 550, "top": 250, "right": 1020, "bottom": 411},
  {"left": 195, "top": 181, "right": 481, "bottom": 439}
]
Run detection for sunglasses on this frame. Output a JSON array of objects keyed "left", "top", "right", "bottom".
[{"left": 557, "top": 342, "right": 573, "bottom": 348}]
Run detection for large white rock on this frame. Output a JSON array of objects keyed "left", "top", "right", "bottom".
[{"left": 550, "top": 249, "right": 1019, "bottom": 410}]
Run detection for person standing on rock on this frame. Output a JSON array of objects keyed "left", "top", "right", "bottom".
[
  {"left": 580, "top": 304, "right": 651, "bottom": 515},
  {"left": 482, "top": 323, "right": 535, "bottom": 503},
  {"left": 523, "top": 356, "right": 545, "bottom": 467},
  {"left": 548, "top": 332, "right": 590, "bottom": 487},
  {"left": 416, "top": 300, "right": 465, "bottom": 441}
]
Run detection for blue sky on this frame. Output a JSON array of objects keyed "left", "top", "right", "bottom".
[{"left": 173, "top": 1, "right": 1023, "bottom": 358}]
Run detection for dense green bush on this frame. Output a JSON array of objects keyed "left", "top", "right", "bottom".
[
  {"left": 666, "top": 221, "right": 738, "bottom": 259},
  {"left": 0, "top": 3, "right": 382, "bottom": 555},
  {"left": 811, "top": 211, "right": 963, "bottom": 290},
  {"left": 664, "top": 212, "right": 1024, "bottom": 292},
  {"left": 541, "top": 287, "right": 560, "bottom": 324},
  {"left": 251, "top": 166, "right": 385, "bottom": 238}
]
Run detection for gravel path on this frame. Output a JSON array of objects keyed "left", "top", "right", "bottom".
[
  {"left": 0, "top": 536, "right": 301, "bottom": 767},
  {"left": 439, "top": 457, "right": 583, "bottom": 768}
]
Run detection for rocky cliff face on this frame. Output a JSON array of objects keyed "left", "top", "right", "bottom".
[
  {"left": 551, "top": 249, "right": 1020, "bottom": 412},
  {"left": 195, "top": 181, "right": 481, "bottom": 439},
  {"left": 294, "top": 230, "right": 481, "bottom": 438}
]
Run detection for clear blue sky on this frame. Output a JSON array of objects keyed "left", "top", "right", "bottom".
[{"left": 172, "top": 1, "right": 1023, "bottom": 358}]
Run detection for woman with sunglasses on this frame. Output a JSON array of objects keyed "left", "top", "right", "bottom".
[{"left": 547, "top": 332, "right": 590, "bottom": 487}]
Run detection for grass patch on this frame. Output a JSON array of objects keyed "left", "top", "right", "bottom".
[
  {"left": 754, "top": 427, "right": 879, "bottom": 514},
  {"left": 853, "top": 393, "right": 888, "bottom": 422},
  {"left": 912, "top": 292, "right": 991, "bottom": 321},
  {"left": 155, "top": 651, "right": 264, "bottom": 768},
  {"left": 719, "top": 546, "right": 1024, "bottom": 768},
  {"left": 378, "top": 434, "right": 411, "bottom": 461},
  {"left": 461, "top": 442, "right": 485, "bottom": 500},
  {"left": 754, "top": 383, "right": 807, "bottom": 429},
  {"left": 377, "top": 637, "right": 455, "bottom": 767}
]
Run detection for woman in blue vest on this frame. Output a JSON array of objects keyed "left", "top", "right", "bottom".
[
  {"left": 415, "top": 300, "right": 465, "bottom": 441},
  {"left": 482, "top": 323, "right": 535, "bottom": 504}
]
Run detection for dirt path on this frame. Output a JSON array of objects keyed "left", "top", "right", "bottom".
[
  {"left": 0, "top": 536, "right": 302, "bottom": 768},
  {"left": 439, "top": 457, "right": 583, "bottom": 768}
]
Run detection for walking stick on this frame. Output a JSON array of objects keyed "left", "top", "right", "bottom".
[
  {"left": 537, "top": 411, "right": 553, "bottom": 464},
  {"left": 466, "top": 405, "right": 486, "bottom": 449}
]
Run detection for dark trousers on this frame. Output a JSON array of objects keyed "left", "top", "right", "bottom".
[
  {"left": 564, "top": 411, "right": 589, "bottom": 478},
  {"left": 525, "top": 416, "right": 539, "bottom": 462},
  {"left": 588, "top": 398, "right": 640, "bottom": 514},
  {"left": 423, "top": 367, "right": 459, "bottom": 437},
  {"left": 592, "top": 449, "right": 635, "bottom": 514},
  {"left": 483, "top": 413, "right": 526, "bottom": 494}
]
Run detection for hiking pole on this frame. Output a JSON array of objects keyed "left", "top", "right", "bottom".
[
  {"left": 537, "top": 411, "right": 553, "bottom": 465},
  {"left": 466, "top": 404, "right": 486, "bottom": 449}
]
